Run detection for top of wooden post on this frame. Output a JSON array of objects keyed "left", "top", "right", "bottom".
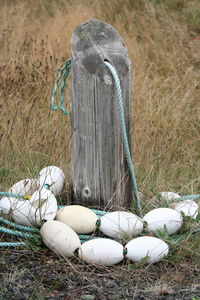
[{"left": 71, "top": 19, "right": 130, "bottom": 80}]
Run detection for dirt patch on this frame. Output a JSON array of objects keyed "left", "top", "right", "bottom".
[{"left": 0, "top": 249, "right": 199, "bottom": 300}]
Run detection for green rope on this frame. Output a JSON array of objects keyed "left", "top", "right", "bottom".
[
  {"left": 104, "top": 61, "right": 143, "bottom": 218},
  {"left": 0, "top": 242, "right": 26, "bottom": 248},
  {"left": 0, "top": 217, "right": 39, "bottom": 233},
  {"left": 51, "top": 58, "right": 71, "bottom": 115},
  {"left": 169, "top": 194, "right": 200, "bottom": 202},
  {"left": 0, "top": 184, "right": 49, "bottom": 200},
  {"left": 0, "top": 226, "right": 39, "bottom": 239},
  {"left": 0, "top": 192, "right": 27, "bottom": 200}
]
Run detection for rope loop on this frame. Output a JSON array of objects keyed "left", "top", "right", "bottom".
[{"left": 51, "top": 58, "right": 71, "bottom": 115}]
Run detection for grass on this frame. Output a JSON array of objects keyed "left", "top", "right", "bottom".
[
  {"left": 0, "top": 0, "right": 200, "bottom": 196},
  {"left": 0, "top": 0, "right": 200, "bottom": 296}
]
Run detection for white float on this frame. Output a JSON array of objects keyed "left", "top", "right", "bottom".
[
  {"left": 40, "top": 220, "right": 81, "bottom": 258},
  {"left": 78, "top": 238, "right": 124, "bottom": 266},
  {"left": 29, "top": 189, "right": 58, "bottom": 225},
  {"left": 11, "top": 189, "right": 57, "bottom": 226},
  {"left": 99, "top": 211, "right": 143, "bottom": 239},
  {"left": 37, "top": 166, "right": 65, "bottom": 196},
  {"left": 12, "top": 200, "right": 33, "bottom": 226},
  {"left": 56, "top": 205, "right": 98, "bottom": 234},
  {"left": 143, "top": 208, "right": 183, "bottom": 235},
  {"left": 0, "top": 197, "right": 18, "bottom": 214},
  {"left": 160, "top": 191, "right": 180, "bottom": 201},
  {"left": 8, "top": 178, "right": 37, "bottom": 196},
  {"left": 173, "top": 200, "right": 199, "bottom": 219},
  {"left": 125, "top": 236, "right": 169, "bottom": 263}
]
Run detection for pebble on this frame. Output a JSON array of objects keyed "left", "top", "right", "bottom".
[{"left": 105, "top": 280, "right": 117, "bottom": 288}]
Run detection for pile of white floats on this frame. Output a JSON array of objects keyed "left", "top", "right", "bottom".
[{"left": 0, "top": 166, "right": 199, "bottom": 266}]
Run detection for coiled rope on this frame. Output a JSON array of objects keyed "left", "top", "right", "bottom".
[{"left": 51, "top": 58, "right": 71, "bottom": 115}]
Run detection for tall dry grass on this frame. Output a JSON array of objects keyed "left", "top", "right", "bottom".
[{"left": 0, "top": 0, "right": 200, "bottom": 203}]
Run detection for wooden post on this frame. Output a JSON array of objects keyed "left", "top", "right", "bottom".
[{"left": 71, "top": 19, "right": 132, "bottom": 209}]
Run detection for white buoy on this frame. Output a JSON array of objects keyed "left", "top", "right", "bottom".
[
  {"left": 173, "top": 200, "right": 199, "bottom": 219},
  {"left": 0, "top": 197, "right": 18, "bottom": 214},
  {"left": 29, "top": 189, "right": 58, "bottom": 225},
  {"left": 78, "top": 238, "right": 124, "bottom": 266},
  {"left": 99, "top": 211, "right": 143, "bottom": 239},
  {"left": 12, "top": 200, "right": 33, "bottom": 226},
  {"left": 143, "top": 208, "right": 183, "bottom": 235},
  {"left": 160, "top": 191, "right": 181, "bottom": 201},
  {"left": 11, "top": 189, "right": 57, "bottom": 226},
  {"left": 8, "top": 178, "right": 37, "bottom": 196},
  {"left": 56, "top": 205, "right": 98, "bottom": 234},
  {"left": 40, "top": 220, "right": 81, "bottom": 258},
  {"left": 37, "top": 166, "right": 65, "bottom": 196},
  {"left": 125, "top": 236, "right": 169, "bottom": 263}
]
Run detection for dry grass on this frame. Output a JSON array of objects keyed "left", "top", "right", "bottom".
[{"left": 0, "top": 0, "right": 200, "bottom": 203}]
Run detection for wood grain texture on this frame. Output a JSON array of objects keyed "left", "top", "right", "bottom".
[{"left": 71, "top": 19, "right": 132, "bottom": 209}]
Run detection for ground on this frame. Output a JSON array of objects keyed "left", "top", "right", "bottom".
[{"left": 0, "top": 248, "right": 199, "bottom": 300}]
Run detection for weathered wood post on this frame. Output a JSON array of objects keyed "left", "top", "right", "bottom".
[{"left": 71, "top": 19, "right": 132, "bottom": 209}]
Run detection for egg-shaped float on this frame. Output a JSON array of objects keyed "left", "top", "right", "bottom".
[
  {"left": 8, "top": 178, "right": 37, "bottom": 196},
  {"left": 40, "top": 220, "right": 81, "bottom": 257},
  {"left": 56, "top": 205, "right": 98, "bottom": 234},
  {"left": 125, "top": 236, "right": 169, "bottom": 263},
  {"left": 11, "top": 189, "right": 57, "bottom": 226},
  {"left": 78, "top": 238, "right": 124, "bottom": 266},
  {"left": 37, "top": 166, "right": 65, "bottom": 196},
  {"left": 29, "top": 189, "right": 58, "bottom": 225},
  {"left": 99, "top": 211, "right": 143, "bottom": 239},
  {"left": 0, "top": 197, "right": 18, "bottom": 214},
  {"left": 12, "top": 200, "right": 33, "bottom": 226},
  {"left": 143, "top": 208, "right": 183, "bottom": 235},
  {"left": 173, "top": 200, "right": 199, "bottom": 219}
]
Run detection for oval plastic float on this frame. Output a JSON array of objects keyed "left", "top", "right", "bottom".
[
  {"left": 56, "top": 205, "right": 98, "bottom": 234},
  {"left": 78, "top": 238, "right": 124, "bottom": 266},
  {"left": 29, "top": 189, "right": 58, "bottom": 225},
  {"left": 0, "top": 197, "right": 18, "bottom": 214},
  {"left": 40, "top": 220, "right": 81, "bottom": 258},
  {"left": 143, "top": 208, "right": 183, "bottom": 235},
  {"left": 37, "top": 166, "right": 65, "bottom": 196},
  {"left": 11, "top": 189, "right": 57, "bottom": 226},
  {"left": 12, "top": 200, "right": 33, "bottom": 226},
  {"left": 125, "top": 236, "right": 169, "bottom": 263},
  {"left": 8, "top": 178, "right": 37, "bottom": 196},
  {"left": 173, "top": 200, "right": 199, "bottom": 219},
  {"left": 99, "top": 211, "right": 143, "bottom": 239}
]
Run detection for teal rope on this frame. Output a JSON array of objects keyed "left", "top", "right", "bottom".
[
  {"left": 51, "top": 59, "right": 71, "bottom": 115},
  {"left": 0, "top": 192, "right": 27, "bottom": 199},
  {"left": 0, "top": 184, "right": 49, "bottom": 200},
  {"left": 104, "top": 61, "right": 143, "bottom": 218},
  {"left": 0, "top": 242, "right": 26, "bottom": 248},
  {"left": 169, "top": 194, "right": 200, "bottom": 202},
  {"left": 0, "top": 217, "right": 39, "bottom": 233},
  {"left": 91, "top": 209, "right": 106, "bottom": 216},
  {"left": 0, "top": 226, "right": 39, "bottom": 239}
]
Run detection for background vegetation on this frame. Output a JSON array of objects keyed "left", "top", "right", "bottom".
[
  {"left": 0, "top": 1, "right": 200, "bottom": 298},
  {"left": 0, "top": 0, "right": 200, "bottom": 204}
]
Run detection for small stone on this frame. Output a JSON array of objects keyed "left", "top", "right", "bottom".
[
  {"left": 105, "top": 280, "right": 117, "bottom": 288},
  {"left": 82, "top": 295, "right": 95, "bottom": 300}
]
